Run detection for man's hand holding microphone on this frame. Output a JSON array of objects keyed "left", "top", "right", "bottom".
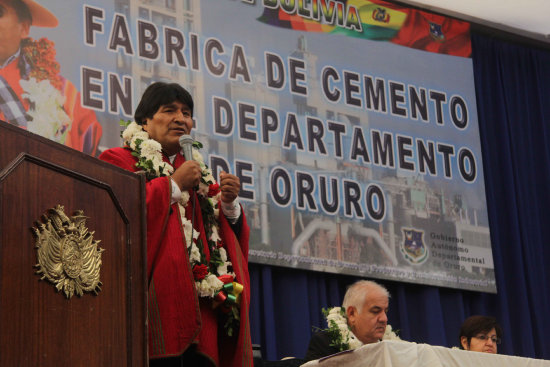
[{"left": 172, "top": 135, "right": 241, "bottom": 203}]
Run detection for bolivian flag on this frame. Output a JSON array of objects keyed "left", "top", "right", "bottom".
[
  {"left": 258, "top": 0, "right": 471, "bottom": 57},
  {"left": 331, "top": 0, "right": 408, "bottom": 40}
]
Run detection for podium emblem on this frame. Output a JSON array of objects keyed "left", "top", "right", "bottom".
[{"left": 32, "top": 205, "right": 104, "bottom": 299}]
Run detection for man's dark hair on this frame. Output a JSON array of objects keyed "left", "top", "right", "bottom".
[
  {"left": 134, "top": 82, "right": 194, "bottom": 125},
  {"left": 459, "top": 315, "right": 502, "bottom": 349},
  {"left": 9, "top": 0, "right": 33, "bottom": 24}
]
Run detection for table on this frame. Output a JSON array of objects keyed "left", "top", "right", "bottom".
[{"left": 301, "top": 340, "right": 550, "bottom": 367}]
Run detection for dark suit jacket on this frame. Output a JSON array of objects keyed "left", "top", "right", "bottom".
[{"left": 304, "top": 331, "right": 341, "bottom": 361}]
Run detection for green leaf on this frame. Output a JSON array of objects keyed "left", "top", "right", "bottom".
[
  {"left": 209, "top": 249, "right": 224, "bottom": 269},
  {"left": 195, "top": 238, "right": 206, "bottom": 263},
  {"left": 223, "top": 306, "right": 241, "bottom": 337},
  {"left": 119, "top": 119, "right": 132, "bottom": 127}
]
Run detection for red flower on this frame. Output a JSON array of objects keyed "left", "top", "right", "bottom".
[
  {"left": 208, "top": 183, "right": 220, "bottom": 197},
  {"left": 192, "top": 264, "right": 209, "bottom": 281},
  {"left": 20, "top": 37, "right": 62, "bottom": 90}
]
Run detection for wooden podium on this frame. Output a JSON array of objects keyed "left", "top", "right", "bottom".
[{"left": 0, "top": 121, "right": 147, "bottom": 366}]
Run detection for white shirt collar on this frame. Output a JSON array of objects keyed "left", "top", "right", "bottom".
[{"left": 1, "top": 49, "right": 20, "bottom": 69}]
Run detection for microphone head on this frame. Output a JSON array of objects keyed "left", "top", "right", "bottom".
[
  {"left": 179, "top": 134, "right": 194, "bottom": 147},
  {"left": 179, "top": 134, "right": 194, "bottom": 161}
]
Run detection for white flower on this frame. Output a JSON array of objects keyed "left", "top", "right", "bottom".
[
  {"left": 208, "top": 197, "right": 221, "bottom": 219},
  {"left": 212, "top": 196, "right": 220, "bottom": 218},
  {"left": 180, "top": 191, "right": 190, "bottom": 206},
  {"left": 382, "top": 324, "right": 402, "bottom": 341},
  {"left": 219, "top": 247, "right": 228, "bottom": 262},
  {"left": 189, "top": 243, "right": 201, "bottom": 264},
  {"left": 217, "top": 262, "right": 229, "bottom": 275},
  {"left": 180, "top": 209, "right": 194, "bottom": 248},
  {"left": 196, "top": 274, "right": 224, "bottom": 298},
  {"left": 206, "top": 273, "right": 223, "bottom": 290},
  {"left": 195, "top": 279, "right": 213, "bottom": 298},
  {"left": 192, "top": 148, "right": 204, "bottom": 163},
  {"left": 217, "top": 248, "right": 231, "bottom": 275},
  {"left": 203, "top": 171, "right": 215, "bottom": 185},
  {"left": 326, "top": 308, "right": 342, "bottom": 321},
  {"left": 336, "top": 320, "right": 349, "bottom": 330},
  {"left": 155, "top": 160, "right": 173, "bottom": 176},
  {"left": 130, "top": 132, "right": 149, "bottom": 150},
  {"left": 149, "top": 155, "right": 162, "bottom": 167},
  {"left": 140, "top": 139, "right": 163, "bottom": 157},
  {"left": 210, "top": 225, "right": 221, "bottom": 244},
  {"left": 198, "top": 182, "right": 209, "bottom": 197},
  {"left": 122, "top": 122, "right": 142, "bottom": 143},
  {"left": 21, "top": 78, "right": 71, "bottom": 143}
]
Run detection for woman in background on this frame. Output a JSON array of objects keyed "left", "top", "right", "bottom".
[{"left": 459, "top": 315, "right": 502, "bottom": 354}]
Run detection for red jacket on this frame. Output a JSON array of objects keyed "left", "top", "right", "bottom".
[{"left": 99, "top": 147, "right": 252, "bottom": 366}]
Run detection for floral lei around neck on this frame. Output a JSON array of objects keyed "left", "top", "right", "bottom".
[
  {"left": 322, "top": 307, "right": 402, "bottom": 352},
  {"left": 18, "top": 37, "right": 71, "bottom": 143},
  {"left": 121, "top": 121, "right": 242, "bottom": 336}
]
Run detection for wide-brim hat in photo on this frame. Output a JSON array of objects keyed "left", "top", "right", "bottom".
[{"left": 20, "top": 0, "right": 58, "bottom": 27}]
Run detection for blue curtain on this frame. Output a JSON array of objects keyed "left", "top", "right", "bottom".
[{"left": 248, "top": 32, "right": 550, "bottom": 361}]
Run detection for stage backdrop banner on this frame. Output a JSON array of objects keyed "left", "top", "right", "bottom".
[{"left": 7, "top": 0, "right": 494, "bottom": 292}]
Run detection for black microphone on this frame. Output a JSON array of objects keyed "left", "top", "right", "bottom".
[{"left": 179, "top": 134, "right": 194, "bottom": 161}]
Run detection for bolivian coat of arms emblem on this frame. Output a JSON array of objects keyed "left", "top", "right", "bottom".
[{"left": 32, "top": 205, "right": 104, "bottom": 299}]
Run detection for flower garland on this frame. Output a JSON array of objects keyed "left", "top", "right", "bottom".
[
  {"left": 19, "top": 37, "right": 70, "bottom": 143},
  {"left": 323, "top": 307, "right": 402, "bottom": 352},
  {"left": 121, "top": 121, "right": 241, "bottom": 335},
  {"left": 324, "top": 307, "right": 363, "bottom": 351}
]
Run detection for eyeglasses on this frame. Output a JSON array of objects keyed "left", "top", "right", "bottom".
[{"left": 473, "top": 335, "right": 501, "bottom": 344}]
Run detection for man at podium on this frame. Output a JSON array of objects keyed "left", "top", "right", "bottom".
[
  {"left": 100, "top": 82, "right": 252, "bottom": 367},
  {"left": 305, "top": 280, "right": 390, "bottom": 361}
]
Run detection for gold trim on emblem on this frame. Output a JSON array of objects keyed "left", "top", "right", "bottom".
[{"left": 32, "top": 205, "right": 104, "bottom": 299}]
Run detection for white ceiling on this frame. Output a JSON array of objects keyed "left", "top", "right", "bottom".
[{"left": 397, "top": 0, "right": 550, "bottom": 44}]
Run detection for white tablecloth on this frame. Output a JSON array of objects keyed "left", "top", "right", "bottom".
[{"left": 301, "top": 340, "right": 550, "bottom": 367}]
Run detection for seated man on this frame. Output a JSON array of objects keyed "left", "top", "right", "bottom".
[
  {"left": 304, "top": 280, "right": 390, "bottom": 361},
  {"left": 459, "top": 315, "right": 502, "bottom": 354}
]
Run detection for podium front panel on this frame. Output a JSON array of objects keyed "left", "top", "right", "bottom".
[{"left": 0, "top": 121, "right": 147, "bottom": 367}]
